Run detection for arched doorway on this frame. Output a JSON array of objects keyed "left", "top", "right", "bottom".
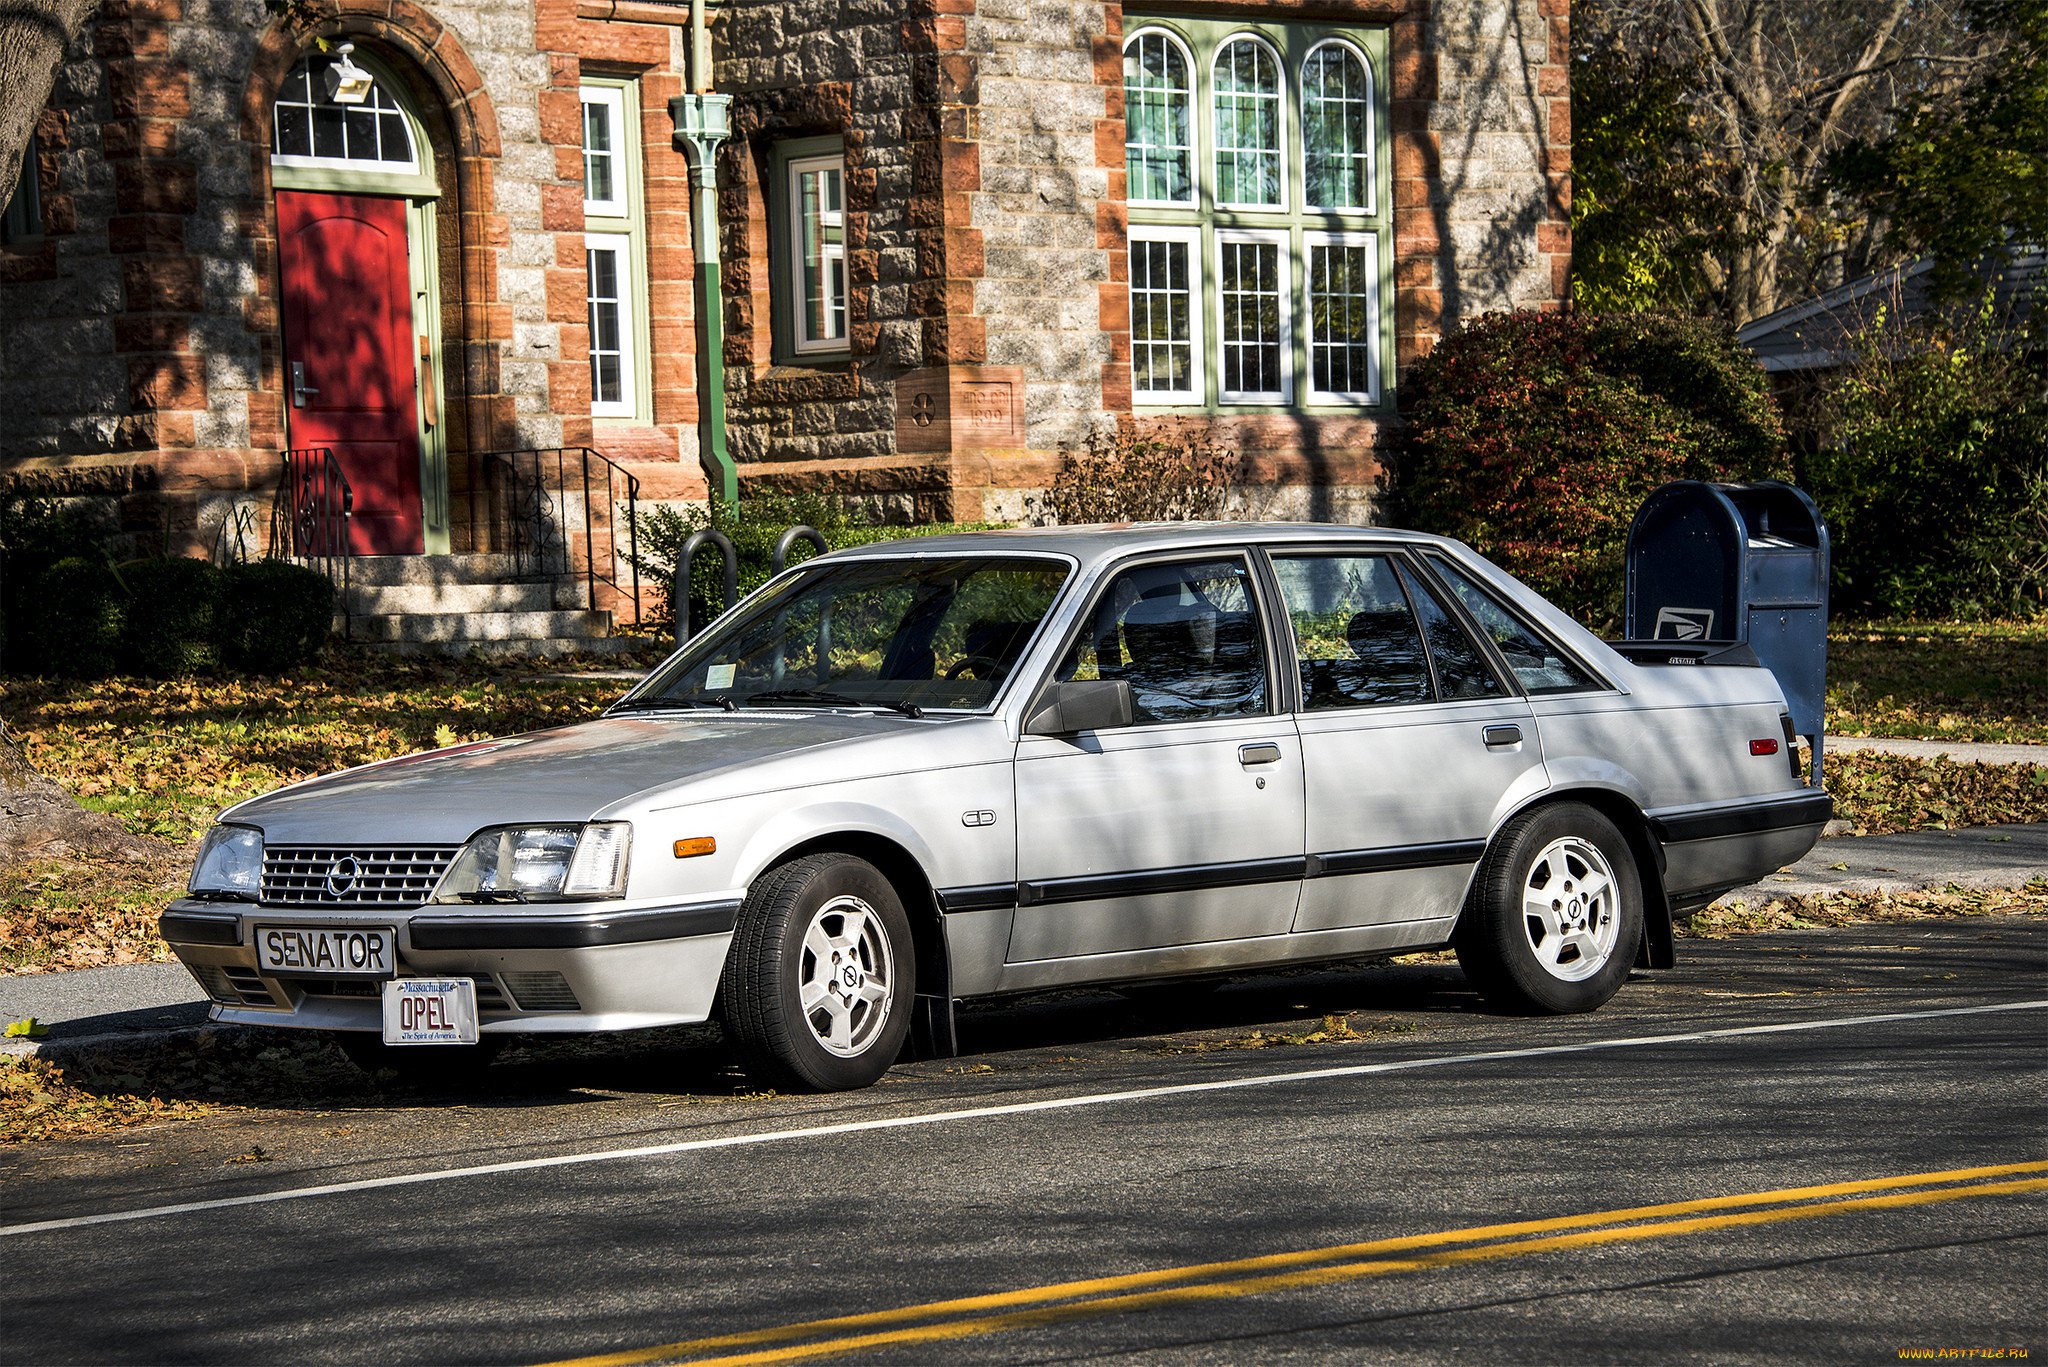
[{"left": 270, "top": 45, "right": 448, "bottom": 556}]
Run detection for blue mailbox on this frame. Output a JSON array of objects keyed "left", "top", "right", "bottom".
[{"left": 1624, "top": 480, "right": 1830, "bottom": 785}]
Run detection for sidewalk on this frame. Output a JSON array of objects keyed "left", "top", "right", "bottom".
[
  {"left": 5, "top": 822, "right": 2044, "bottom": 1063},
  {"left": 1829, "top": 735, "right": 2048, "bottom": 765}
]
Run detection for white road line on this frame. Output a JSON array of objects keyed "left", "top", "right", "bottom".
[{"left": 6, "top": 1000, "right": 2044, "bottom": 1240}]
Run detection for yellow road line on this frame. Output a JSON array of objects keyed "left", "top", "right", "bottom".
[{"left": 537, "top": 1160, "right": 2048, "bottom": 1367}]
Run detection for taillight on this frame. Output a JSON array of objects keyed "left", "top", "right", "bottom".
[{"left": 1750, "top": 738, "right": 1779, "bottom": 756}]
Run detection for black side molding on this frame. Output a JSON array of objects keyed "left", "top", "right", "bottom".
[
  {"left": 1308, "top": 840, "right": 1487, "bottom": 878},
  {"left": 408, "top": 899, "right": 742, "bottom": 950},
  {"left": 159, "top": 910, "right": 243, "bottom": 946},
  {"left": 1019, "top": 856, "right": 1306, "bottom": 909},
  {"left": 1651, "top": 791, "right": 1834, "bottom": 844},
  {"left": 935, "top": 883, "right": 1019, "bottom": 914}
]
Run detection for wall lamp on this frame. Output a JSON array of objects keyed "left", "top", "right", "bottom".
[{"left": 324, "top": 43, "right": 374, "bottom": 104}]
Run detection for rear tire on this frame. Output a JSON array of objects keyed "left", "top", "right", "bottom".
[
  {"left": 723, "top": 853, "right": 915, "bottom": 1092},
  {"left": 1455, "top": 802, "right": 1642, "bottom": 1015}
]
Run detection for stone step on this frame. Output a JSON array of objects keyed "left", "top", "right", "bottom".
[
  {"left": 342, "top": 553, "right": 535, "bottom": 588},
  {"left": 341, "top": 581, "right": 561, "bottom": 615},
  {"left": 345, "top": 609, "right": 614, "bottom": 645},
  {"left": 362, "top": 636, "right": 648, "bottom": 660}
]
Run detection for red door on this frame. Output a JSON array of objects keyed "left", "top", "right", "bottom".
[{"left": 276, "top": 190, "right": 424, "bottom": 556}]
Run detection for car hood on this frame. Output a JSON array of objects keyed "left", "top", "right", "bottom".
[{"left": 221, "top": 711, "right": 937, "bottom": 845}]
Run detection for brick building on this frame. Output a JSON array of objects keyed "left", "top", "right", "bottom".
[{"left": 0, "top": 0, "right": 1569, "bottom": 637}]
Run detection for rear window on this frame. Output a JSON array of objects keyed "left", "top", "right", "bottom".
[{"left": 1426, "top": 557, "right": 1604, "bottom": 694}]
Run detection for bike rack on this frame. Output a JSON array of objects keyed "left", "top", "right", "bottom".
[
  {"left": 675, "top": 528, "right": 737, "bottom": 642},
  {"left": 772, "top": 524, "right": 829, "bottom": 574}
]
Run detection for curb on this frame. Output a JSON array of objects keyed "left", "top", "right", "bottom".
[{"left": 1, "top": 1023, "right": 247, "bottom": 1065}]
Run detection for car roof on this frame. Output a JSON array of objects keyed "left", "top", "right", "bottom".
[{"left": 826, "top": 522, "right": 1461, "bottom": 569}]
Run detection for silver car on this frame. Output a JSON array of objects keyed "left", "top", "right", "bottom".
[{"left": 162, "top": 525, "right": 1831, "bottom": 1090}]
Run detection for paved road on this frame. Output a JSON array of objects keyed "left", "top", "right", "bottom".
[{"left": 3, "top": 916, "right": 2042, "bottom": 1365}]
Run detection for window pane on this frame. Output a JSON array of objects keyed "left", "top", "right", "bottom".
[
  {"left": 1402, "top": 564, "right": 1503, "bottom": 699},
  {"left": 1309, "top": 240, "right": 1375, "bottom": 396},
  {"left": 311, "top": 106, "right": 346, "bottom": 160},
  {"left": 587, "top": 246, "right": 624, "bottom": 406},
  {"left": 1274, "top": 555, "right": 1433, "bottom": 709},
  {"left": 344, "top": 107, "right": 378, "bottom": 158},
  {"left": 271, "top": 55, "right": 417, "bottom": 170},
  {"left": 583, "top": 99, "right": 614, "bottom": 205},
  {"left": 796, "top": 163, "right": 846, "bottom": 346},
  {"left": 1303, "top": 44, "right": 1372, "bottom": 209},
  {"left": 1213, "top": 38, "right": 1281, "bottom": 206},
  {"left": 1429, "top": 559, "right": 1598, "bottom": 692},
  {"left": 1124, "top": 33, "right": 1192, "bottom": 203},
  {"left": 1130, "top": 238, "right": 1194, "bottom": 395},
  {"left": 1219, "top": 239, "right": 1283, "bottom": 397},
  {"left": 1056, "top": 559, "right": 1267, "bottom": 724},
  {"left": 274, "top": 103, "right": 310, "bottom": 158}
]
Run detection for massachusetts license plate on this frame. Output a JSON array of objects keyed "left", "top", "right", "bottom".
[
  {"left": 256, "top": 925, "right": 395, "bottom": 976},
  {"left": 382, "top": 977, "right": 479, "bottom": 1045}
]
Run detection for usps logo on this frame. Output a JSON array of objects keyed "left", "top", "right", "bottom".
[{"left": 1653, "top": 606, "right": 1716, "bottom": 641}]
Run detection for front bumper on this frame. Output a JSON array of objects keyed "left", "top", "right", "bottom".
[{"left": 159, "top": 896, "right": 740, "bottom": 1034}]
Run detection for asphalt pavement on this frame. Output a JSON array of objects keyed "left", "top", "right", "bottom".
[{"left": 1, "top": 916, "right": 2042, "bottom": 1365}]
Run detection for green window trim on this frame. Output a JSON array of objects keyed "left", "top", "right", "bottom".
[
  {"left": 581, "top": 77, "right": 653, "bottom": 424},
  {"left": 1123, "top": 16, "right": 1393, "bottom": 416},
  {"left": 768, "top": 135, "right": 851, "bottom": 366},
  {"left": 1, "top": 152, "right": 43, "bottom": 248}
]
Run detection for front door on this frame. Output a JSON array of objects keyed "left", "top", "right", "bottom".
[
  {"left": 1009, "top": 556, "right": 1306, "bottom": 965},
  {"left": 276, "top": 189, "right": 424, "bottom": 555}
]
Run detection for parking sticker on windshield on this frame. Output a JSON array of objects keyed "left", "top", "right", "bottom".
[{"left": 705, "top": 663, "right": 736, "bottom": 690}]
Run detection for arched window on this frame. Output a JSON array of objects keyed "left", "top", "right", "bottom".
[
  {"left": 1124, "top": 30, "right": 1193, "bottom": 205},
  {"left": 1302, "top": 41, "right": 1373, "bottom": 211},
  {"left": 272, "top": 50, "right": 420, "bottom": 172},
  {"left": 1212, "top": 36, "right": 1282, "bottom": 208}
]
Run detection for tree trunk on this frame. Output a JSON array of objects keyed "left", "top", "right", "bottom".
[
  {"left": 0, "top": 0, "right": 100, "bottom": 211},
  {"left": 0, "top": 724, "right": 170, "bottom": 864}
]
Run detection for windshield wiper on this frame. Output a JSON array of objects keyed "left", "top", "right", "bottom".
[
  {"left": 743, "top": 688, "right": 923, "bottom": 720},
  {"left": 608, "top": 695, "right": 737, "bottom": 714}
]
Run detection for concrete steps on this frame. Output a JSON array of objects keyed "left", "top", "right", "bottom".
[{"left": 332, "top": 553, "right": 644, "bottom": 658}]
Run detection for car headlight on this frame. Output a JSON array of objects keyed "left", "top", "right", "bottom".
[
  {"left": 190, "top": 824, "right": 263, "bottom": 899},
  {"left": 431, "top": 822, "right": 632, "bottom": 903}
]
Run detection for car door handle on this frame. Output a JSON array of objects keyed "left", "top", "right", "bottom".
[
  {"left": 1238, "top": 743, "right": 1283, "bottom": 766},
  {"left": 1483, "top": 724, "right": 1523, "bottom": 748}
]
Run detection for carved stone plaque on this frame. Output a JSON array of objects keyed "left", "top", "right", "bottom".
[{"left": 895, "top": 366, "right": 1027, "bottom": 454}]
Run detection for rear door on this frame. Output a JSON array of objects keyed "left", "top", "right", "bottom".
[
  {"left": 1009, "top": 554, "right": 1305, "bottom": 963},
  {"left": 1269, "top": 549, "right": 1547, "bottom": 934}
]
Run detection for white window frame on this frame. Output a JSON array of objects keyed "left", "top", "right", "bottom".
[
  {"left": 581, "top": 85, "right": 629, "bottom": 219},
  {"left": 1214, "top": 228, "right": 1293, "bottom": 404},
  {"left": 1211, "top": 32, "right": 1288, "bottom": 214},
  {"left": 1128, "top": 224, "right": 1205, "bottom": 405},
  {"left": 585, "top": 231, "right": 636, "bottom": 418},
  {"left": 1301, "top": 38, "right": 1377, "bottom": 216},
  {"left": 786, "top": 152, "right": 849, "bottom": 355},
  {"left": 1124, "top": 27, "right": 1199, "bottom": 209},
  {"left": 1303, "top": 230, "right": 1381, "bottom": 405}
]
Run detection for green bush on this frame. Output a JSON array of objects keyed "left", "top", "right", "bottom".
[
  {"left": 1392, "top": 310, "right": 1785, "bottom": 625},
  {"left": 629, "top": 493, "right": 1006, "bottom": 634},
  {"left": 0, "top": 495, "right": 117, "bottom": 674},
  {"left": 22, "top": 558, "right": 127, "bottom": 678},
  {"left": 1797, "top": 304, "right": 2047, "bottom": 621},
  {"left": 219, "top": 560, "right": 336, "bottom": 673},
  {"left": 119, "top": 557, "right": 225, "bottom": 677}
]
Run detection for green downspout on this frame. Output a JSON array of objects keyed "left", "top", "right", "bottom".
[{"left": 671, "top": 0, "right": 737, "bottom": 507}]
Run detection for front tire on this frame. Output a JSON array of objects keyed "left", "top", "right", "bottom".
[
  {"left": 723, "top": 853, "right": 916, "bottom": 1092},
  {"left": 1455, "top": 802, "right": 1642, "bottom": 1015}
]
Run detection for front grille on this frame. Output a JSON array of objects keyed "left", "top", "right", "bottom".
[
  {"left": 192, "top": 963, "right": 239, "bottom": 1004},
  {"left": 262, "top": 846, "right": 461, "bottom": 908},
  {"left": 473, "top": 976, "right": 510, "bottom": 1012},
  {"left": 503, "top": 970, "right": 580, "bottom": 1012},
  {"left": 296, "top": 977, "right": 381, "bottom": 998}
]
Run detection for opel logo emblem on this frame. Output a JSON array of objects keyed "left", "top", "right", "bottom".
[
  {"left": 325, "top": 856, "right": 360, "bottom": 897},
  {"left": 842, "top": 965, "right": 859, "bottom": 987}
]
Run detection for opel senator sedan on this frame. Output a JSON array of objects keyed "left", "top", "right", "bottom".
[{"left": 162, "top": 525, "right": 1831, "bottom": 1091}]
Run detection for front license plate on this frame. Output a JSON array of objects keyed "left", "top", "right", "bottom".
[
  {"left": 382, "top": 978, "right": 479, "bottom": 1045},
  {"left": 256, "top": 925, "right": 395, "bottom": 976}
]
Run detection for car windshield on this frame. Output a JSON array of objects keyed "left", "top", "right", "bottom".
[{"left": 623, "top": 555, "right": 1073, "bottom": 713}]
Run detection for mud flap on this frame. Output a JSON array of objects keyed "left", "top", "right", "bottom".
[{"left": 908, "top": 993, "right": 958, "bottom": 1060}]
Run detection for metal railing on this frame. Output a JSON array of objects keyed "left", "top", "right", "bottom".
[
  {"left": 465, "top": 447, "right": 641, "bottom": 626},
  {"left": 271, "top": 446, "right": 354, "bottom": 639}
]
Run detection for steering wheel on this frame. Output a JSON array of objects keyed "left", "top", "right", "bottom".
[{"left": 945, "top": 654, "right": 1008, "bottom": 682}]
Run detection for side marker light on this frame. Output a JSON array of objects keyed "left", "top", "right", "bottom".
[
  {"left": 673, "top": 837, "right": 717, "bottom": 858},
  {"left": 1750, "top": 739, "right": 1780, "bottom": 756}
]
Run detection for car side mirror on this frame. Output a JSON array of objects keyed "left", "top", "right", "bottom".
[{"left": 1023, "top": 680, "right": 1134, "bottom": 736}]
